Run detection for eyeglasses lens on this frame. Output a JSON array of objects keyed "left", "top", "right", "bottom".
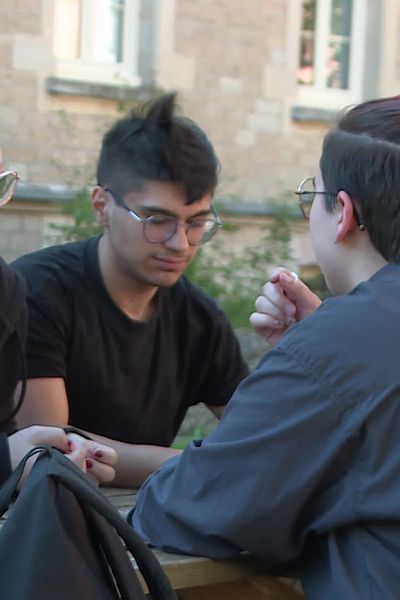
[
  {"left": 144, "top": 216, "right": 218, "bottom": 245},
  {"left": 299, "top": 178, "right": 315, "bottom": 219},
  {"left": 0, "top": 172, "right": 17, "bottom": 207}
]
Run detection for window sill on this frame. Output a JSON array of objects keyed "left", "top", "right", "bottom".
[
  {"left": 46, "top": 77, "right": 157, "bottom": 102},
  {"left": 12, "top": 182, "right": 80, "bottom": 204},
  {"left": 216, "top": 197, "right": 300, "bottom": 219},
  {"left": 290, "top": 105, "right": 339, "bottom": 123}
]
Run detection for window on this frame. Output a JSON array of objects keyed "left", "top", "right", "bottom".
[
  {"left": 53, "top": 0, "right": 141, "bottom": 86},
  {"left": 297, "top": 0, "right": 366, "bottom": 108}
]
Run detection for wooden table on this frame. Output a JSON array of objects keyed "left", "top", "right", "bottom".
[
  {"left": 0, "top": 484, "right": 303, "bottom": 598},
  {"left": 105, "top": 488, "right": 304, "bottom": 599}
]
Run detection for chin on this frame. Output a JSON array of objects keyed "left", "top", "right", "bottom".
[{"left": 153, "top": 272, "right": 183, "bottom": 288}]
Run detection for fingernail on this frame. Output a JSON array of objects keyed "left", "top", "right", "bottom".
[
  {"left": 274, "top": 320, "right": 284, "bottom": 328},
  {"left": 94, "top": 450, "right": 103, "bottom": 459},
  {"left": 286, "top": 318, "right": 297, "bottom": 325},
  {"left": 86, "top": 458, "right": 94, "bottom": 469},
  {"left": 282, "top": 272, "right": 297, "bottom": 284}
]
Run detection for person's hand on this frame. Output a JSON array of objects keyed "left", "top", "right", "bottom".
[
  {"left": 250, "top": 267, "right": 321, "bottom": 345},
  {"left": 8, "top": 425, "right": 71, "bottom": 485},
  {"left": 8, "top": 426, "right": 117, "bottom": 486},
  {"left": 66, "top": 433, "right": 117, "bottom": 485}
]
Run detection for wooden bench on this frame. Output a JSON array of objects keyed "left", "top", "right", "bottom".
[{"left": 105, "top": 488, "right": 304, "bottom": 599}]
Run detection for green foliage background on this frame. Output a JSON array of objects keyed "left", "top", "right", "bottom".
[
  {"left": 50, "top": 189, "right": 101, "bottom": 242},
  {"left": 50, "top": 191, "right": 328, "bottom": 327},
  {"left": 185, "top": 203, "right": 295, "bottom": 327}
]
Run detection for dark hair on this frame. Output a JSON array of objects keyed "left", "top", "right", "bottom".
[
  {"left": 96, "top": 93, "right": 219, "bottom": 204},
  {"left": 320, "top": 95, "right": 400, "bottom": 262}
]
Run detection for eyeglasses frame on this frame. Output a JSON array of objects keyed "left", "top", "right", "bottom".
[
  {"left": 0, "top": 170, "right": 19, "bottom": 207},
  {"left": 103, "top": 187, "right": 223, "bottom": 245},
  {"left": 295, "top": 176, "right": 365, "bottom": 230}
]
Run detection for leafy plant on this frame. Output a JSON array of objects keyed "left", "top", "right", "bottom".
[
  {"left": 172, "top": 425, "right": 208, "bottom": 450},
  {"left": 186, "top": 202, "right": 295, "bottom": 327},
  {"left": 49, "top": 188, "right": 101, "bottom": 242}
]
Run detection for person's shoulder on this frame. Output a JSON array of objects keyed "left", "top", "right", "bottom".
[
  {"left": 0, "top": 257, "right": 26, "bottom": 325},
  {"left": 12, "top": 238, "right": 92, "bottom": 283},
  {"left": 0, "top": 257, "right": 24, "bottom": 296},
  {"left": 279, "top": 264, "right": 400, "bottom": 366},
  {"left": 280, "top": 292, "right": 356, "bottom": 356},
  {"left": 12, "top": 238, "right": 89, "bottom": 269},
  {"left": 11, "top": 238, "right": 96, "bottom": 299}
]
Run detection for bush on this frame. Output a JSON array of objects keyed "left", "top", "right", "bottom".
[
  {"left": 185, "top": 202, "right": 294, "bottom": 327},
  {"left": 49, "top": 189, "right": 101, "bottom": 242}
]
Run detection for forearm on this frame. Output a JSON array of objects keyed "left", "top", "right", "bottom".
[
  {"left": 80, "top": 430, "right": 182, "bottom": 487},
  {"left": 18, "top": 378, "right": 181, "bottom": 486}
]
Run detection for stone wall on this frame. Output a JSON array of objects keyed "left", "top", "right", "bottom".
[
  {"left": 0, "top": 201, "right": 57, "bottom": 262},
  {"left": 1, "top": 1, "right": 397, "bottom": 213},
  {"left": 157, "top": 0, "right": 326, "bottom": 200}
]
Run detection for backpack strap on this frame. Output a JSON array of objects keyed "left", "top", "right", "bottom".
[
  {"left": 44, "top": 449, "right": 178, "bottom": 600},
  {"left": 0, "top": 446, "right": 49, "bottom": 515},
  {"left": 62, "top": 426, "right": 93, "bottom": 440},
  {"left": 0, "top": 446, "right": 178, "bottom": 600},
  {"left": 84, "top": 505, "right": 146, "bottom": 600}
]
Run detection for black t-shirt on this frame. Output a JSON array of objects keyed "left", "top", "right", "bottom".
[
  {"left": 0, "top": 258, "right": 26, "bottom": 436},
  {"left": 13, "top": 237, "right": 249, "bottom": 445}
]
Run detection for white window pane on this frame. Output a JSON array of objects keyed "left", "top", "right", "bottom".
[
  {"left": 93, "top": 0, "right": 125, "bottom": 64},
  {"left": 297, "top": 0, "right": 317, "bottom": 85},
  {"left": 330, "top": 0, "right": 352, "bottom": 36},
  {"left": 326, "top": 0, "right": 353, "bottom": 89},
  {"left": 326, "top": 40, "right": 351, "bottom": 88},
  {"left": 53, "top": 0, "right": 80, "bottom": 60}
]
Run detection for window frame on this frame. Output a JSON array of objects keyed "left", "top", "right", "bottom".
[
  {"left": 53, "top": 0, "right": 141, "bottom": 87},
  {"left": 296, "top": 0, "right": 367, "bottom": 109}
]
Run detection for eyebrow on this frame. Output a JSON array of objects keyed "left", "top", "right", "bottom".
[{"left": 136, "top": 205, "right": 213, "bottom": 219}]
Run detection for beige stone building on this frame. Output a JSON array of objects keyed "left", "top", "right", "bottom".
[{"left": 0, "top": 0, "right": 398, "bottom": 266}]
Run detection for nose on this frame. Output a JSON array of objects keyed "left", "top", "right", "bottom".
[{"left": 163, "top": 222, "right": 191, "bottom": 251}]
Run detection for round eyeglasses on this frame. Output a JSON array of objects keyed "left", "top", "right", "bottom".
[
  {"left": 105, "top": 188, "right": 222, "bottom": 245},
  {"left": 295, "top": 176, "right": 365, "bottom": 230},
  {"left": 0, "top": 171, "right": 18, "bottom": 207},
  {"left": 295, "top": 176, "right": 337, "bottom": 219}
]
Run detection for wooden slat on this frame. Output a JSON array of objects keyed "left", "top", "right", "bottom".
[
  {"left": 101, "top": 489, "right": 303, "bottom": 597},
  {"left": 178, "top": 578, "right": 303, "bottom": 599},
  {"left": 0, "top": 485, "right": 304, "bottom": 598}
]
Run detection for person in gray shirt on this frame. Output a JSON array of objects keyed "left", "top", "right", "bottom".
[{"left": 132, "top": 95, "right": 400, "bottom": 598}]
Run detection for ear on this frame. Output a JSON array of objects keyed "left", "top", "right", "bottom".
[
  {"left": 92, "top": 186, "right": 110, "bottom": 227},
  {"left": 335, "top": 190, "right": 358, "bottom": 243}
]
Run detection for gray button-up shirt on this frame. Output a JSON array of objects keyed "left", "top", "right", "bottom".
[{"left": 133, "top": 264, "right": 400, "bottom": 599}]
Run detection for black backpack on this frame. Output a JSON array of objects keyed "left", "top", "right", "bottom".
[{"left": 0, "top": 446, "right": 178, "bottom": 600}]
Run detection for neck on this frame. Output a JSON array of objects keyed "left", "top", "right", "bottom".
[
  {"left": 98, "top": 236, "right": 158, "bottom": 321},
  {"left": 334, "top": 239, "right": 388, "bottom": 295}
]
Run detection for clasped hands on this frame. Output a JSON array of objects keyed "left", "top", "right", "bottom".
[
  {"left": 8, "top": 426, "right": 117, "bottom": 486},
  {"left": 250, "top": 267, "right": 322, "bottom": 345}
]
